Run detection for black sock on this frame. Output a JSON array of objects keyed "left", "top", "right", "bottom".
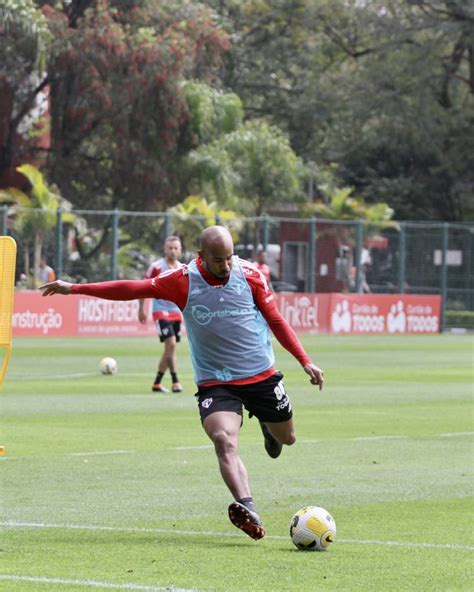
[
  {"left": 171, "top": 372, "right": 178, "bottom": 383},
  {"left": 155, "top": 371, "right": 164, "bottom": 384},
  {"left": 238, "top": 497, "right": 257, "bottom": 514}
]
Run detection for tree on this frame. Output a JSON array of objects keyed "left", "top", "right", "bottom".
[
  {"left": 0, "top": 0, "right": 50, "bottom": 73},
  {"left": 183, "top": 81, "right": 243, "bottom": 145},
  {"left": 1, "top": 0, "right": 230, "bottom": 210},
  {"left": 0, "top": 0, "right": 52, "bottom": 185},
  {"left": 0, "top": 164, "right": 74, "bottom": 286},
  {"left": 44, "top": 0, "right": 230, "bottom": 211},
  {"left": 204, "top": 0, "right": 474, "bottom": 220},
  {"left": 315, "top": 0, "right": 474, "bottom": 220},
  {"left": 188, "top": 120, "right": 306, "bottom": 216}
]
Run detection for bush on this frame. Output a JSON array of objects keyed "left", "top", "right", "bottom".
[{"left": 445, "top": 311, "right": 474, "bottom": 330}]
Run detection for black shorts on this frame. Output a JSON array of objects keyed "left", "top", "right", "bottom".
[
  {"left": 196, "top": 372, "right": 293, "bottom": 424},
  {"left": 155, "top": 320, "right": 181, "bottom": 343}
]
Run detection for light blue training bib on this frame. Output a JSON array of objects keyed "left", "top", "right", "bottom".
[
  {"left": 183, "top": 257, "right": 275, "bottom": 384},
  {"left": 151, "top": 258, "right": 182, "bottom": 316}
]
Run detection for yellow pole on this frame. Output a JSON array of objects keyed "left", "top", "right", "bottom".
[{"left": 0, "top": 236, "right": 17, "bottom": 456}]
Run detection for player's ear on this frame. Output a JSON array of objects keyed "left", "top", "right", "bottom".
[{"left": 197, "top": 249, "right": 204, "bottom": 258}]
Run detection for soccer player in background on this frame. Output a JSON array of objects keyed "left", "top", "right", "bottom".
[
  {"left": 254, "top": 249, "right": 274, "bottom": 292},
  {"left": 138, "top": 236, "right": 184, "bottom": 393},
  {"left": 40, "top": 226, "right": 324, "bottom": 541}
]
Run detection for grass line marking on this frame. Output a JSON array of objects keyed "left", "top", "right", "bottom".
[
  {"left": 176, "top": 432, "right": 474, "bottom": 450},
  {"left": 351, "top": 436, "right": 407, "bottom": 441},
  {"left": 2, "top": 521, "right": 473, "bottom": 552},
  {"left": 173, "top": 445, "right": 213, "bottom": 450},
  {"left": 7, "top": 372, "right": 170, "bottom": 381},
  {"left": 0, "top": 575, "right": 197, "bottom": 591},
  {"left": 8, "top": 372, "right": 99, "bottom": 380},
  {"left": 340, "top": 538, "right": 473, "bottom": 551},
  {"left": 301, "top": 431, "right": 474, "bottom": 445},
  {"left": 66, "top": 451, "right": 135, "bottom": 457},
  {"left": 439, "top": 432, "right": 474, "bottom": 437}
]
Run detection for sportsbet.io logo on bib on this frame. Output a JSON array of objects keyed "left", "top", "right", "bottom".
[
  {"left": 190, "top": 305, "right": 214, "bottom": 325},
  {"left": 191, "top": 305, "right": 254, "bottom": 326}
]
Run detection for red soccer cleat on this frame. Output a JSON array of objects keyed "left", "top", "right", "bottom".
[{"left": 228, "top": 502, "right": 265, "bottom": 540}]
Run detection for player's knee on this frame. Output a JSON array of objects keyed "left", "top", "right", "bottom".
[{"left": 212, "top": 430, "right": 237, "bottom": 456}]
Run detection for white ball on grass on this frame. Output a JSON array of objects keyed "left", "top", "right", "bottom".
[
  {"left": 99, "top": 357, "right": 118, "bottom": 375},
  {"left": 289, "top": 506, "right": 336, "bottom": 551}
]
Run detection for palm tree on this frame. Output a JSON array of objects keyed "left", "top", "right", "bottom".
[
  {"left": 304, "top": 184, "right": 396, "bottom": 224},
  {"left": 0, "top": 164, "right": 74, "bottom": 286}
]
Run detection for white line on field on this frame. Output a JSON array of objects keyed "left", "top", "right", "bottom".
[
  {"left": 66, "top": 450, "right": 135, "bottom": 457},
  {"left": 3, "top": 431, "right": 471, "bottom": 461},
  {"left": 340, "top": 539, "right": 474, "bottom": 551},
  {"left": 300, "top": 432, "right": 474, "bottom": 445},
  {"left": 176, "top": 436, "right": 408, "bottom": 450},
  {"left": 7, "top": 372, "right": 172, "bottom": 381},
  {"left": 439, "top": 431, "right": 474, "bottom": 437},
  {"left": 299, "top": 436, "right": 402, "bottom": 445},
  {"left": 172, "top": 431, "right": 474, "bottom": 450},
  {"left": 0, "top": 575, "right": 197, "bottom": 591},
  {"left": 351, "top": 436, "right": 407, "bottom": 441},
  {"left": 8, "top": 372, "right": 99, "bottom": 380},
  {"left": 174, "top": 445, "right": 213, "bottom": 450},
  {"left": 2, "top": 521, "right": 473, "bottom": 552}
]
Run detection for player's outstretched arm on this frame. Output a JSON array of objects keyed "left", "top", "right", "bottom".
[
  {"left": 303, "top": 363, "right": 324, "bottom": 390},
  {"left": 40, "top": 280, "right": 73, "bottom": 296},
  {"left": 40, "top": 278, "right": 170, "bottom": 301}
]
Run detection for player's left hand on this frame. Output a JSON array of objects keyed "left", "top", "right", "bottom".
[{"left": 303, "top": 363, "right": 324, "bottom": 390}]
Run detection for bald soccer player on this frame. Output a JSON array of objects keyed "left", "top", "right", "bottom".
[{"left": 40, "top": 226, "right": 324, "bottom": 540}]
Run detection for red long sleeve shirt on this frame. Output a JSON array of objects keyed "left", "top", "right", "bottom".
[
  {"left": 71, "top": 257, "right": 311, "bottom": 385},
  {"left": 145, "top": 258, "right": 183, "bottom": 322}
]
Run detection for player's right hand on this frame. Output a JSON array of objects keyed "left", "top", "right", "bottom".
[
  {"left": 40, "top": 280, "right": 73, "bottom": 296},
  {"left": 138, "top": 310, "right": 147, "bottom": 324},
  {"left": 303, "top": 363, "right": 324, "bottom": 390}
]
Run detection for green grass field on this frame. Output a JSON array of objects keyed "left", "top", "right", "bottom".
[{"left": 1, "top": 334, "right": 473, "bottom": 591}]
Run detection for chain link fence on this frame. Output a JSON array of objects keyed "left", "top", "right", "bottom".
[{"left": 2, "top": 206, "right": 473, "bottom": 322}]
